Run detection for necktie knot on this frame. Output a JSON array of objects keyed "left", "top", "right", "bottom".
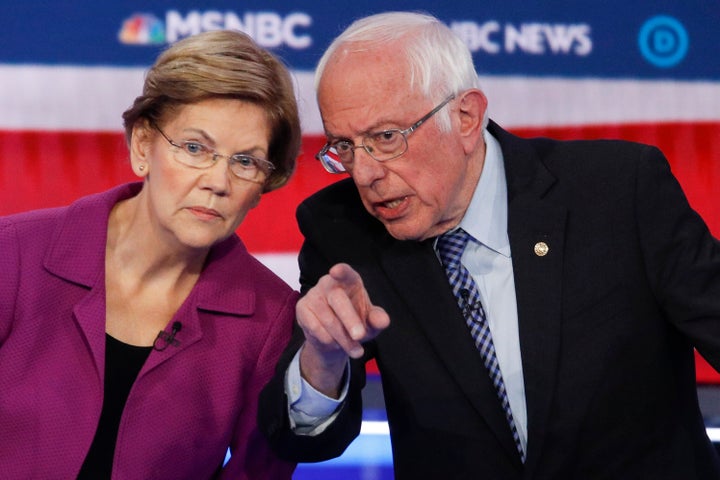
[{"left": 437, "top": 228, "right": 471, "bottom": 270}]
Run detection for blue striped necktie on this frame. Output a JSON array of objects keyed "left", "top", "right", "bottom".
[{"left": 436, "top": 228, "right": 525, "bottom": 462}]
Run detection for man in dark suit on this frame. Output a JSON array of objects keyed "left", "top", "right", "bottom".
[{"left": 258, "top": 11, "right": 720, "bottom": 479}]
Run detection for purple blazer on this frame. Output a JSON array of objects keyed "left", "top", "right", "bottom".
[{"left": 0, "top": 183, "right": 298, "bottom": 479}]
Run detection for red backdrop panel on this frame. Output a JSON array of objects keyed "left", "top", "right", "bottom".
[{"left": 1, "top": 122, "right": 718, "bottom": 381}]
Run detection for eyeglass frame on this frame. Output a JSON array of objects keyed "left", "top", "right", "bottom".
[
  {"left": 315, "top": 93, "right": 456, "bottom": 174},
  {"left": 150, "top": 121, "right": 275, "bottom": 182}
]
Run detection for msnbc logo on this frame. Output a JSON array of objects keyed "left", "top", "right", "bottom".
[
  {"left": 118, "top": 10, "right": 312, "bottom": 49},
  {"left": 119, "top": 14, "right": 166, "bottom": 45}
]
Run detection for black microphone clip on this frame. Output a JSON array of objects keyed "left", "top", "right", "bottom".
[
  {"left": 459, "top": 289, "right": 483, "bottom": 318},
  {"left": 153, "top": 321, "right": 182, "bottom": 351}
]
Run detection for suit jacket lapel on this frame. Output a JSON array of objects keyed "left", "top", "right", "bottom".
[
  {"left": 495, "top": 122, "right": 566, "bottom": 468},
  {"left": 379, "top": 236, "right": 523, "bottom": 463},
  {"left": 43, "top": 184, "right": 256, "bottom": 382},
  {"left": 509, "top": 198, "right": 565, "bottom": 468},
  {"left": 45, "top": 184, "right": 142, "bottom": 383},
  {"left": 140, "top": 235, "right": 254, "bottom": 375}
]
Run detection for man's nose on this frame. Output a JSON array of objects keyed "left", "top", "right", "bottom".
[{"left": 349, "top": 148, "right": 386, "bottom": 186}]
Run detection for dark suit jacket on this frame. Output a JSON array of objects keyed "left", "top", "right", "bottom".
[{"left": 259, "top": 121, "right": 720, "bottom": 479}]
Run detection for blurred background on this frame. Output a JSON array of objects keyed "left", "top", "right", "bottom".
[{"left": 1, "top": 1, "right": 719, "bottom": 478}]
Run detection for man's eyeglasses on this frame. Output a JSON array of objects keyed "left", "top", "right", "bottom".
[
  {"left": 152, "top": 122, "right": 275, "bottom": 183},
  {"left": 316, "top": 94, "right": 455, "bottom": 174}
]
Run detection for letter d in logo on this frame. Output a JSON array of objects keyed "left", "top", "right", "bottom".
[{"left": 638, "top": 15, "right": 688, "bottom": 68}]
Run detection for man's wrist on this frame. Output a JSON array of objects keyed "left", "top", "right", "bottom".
[{"left": 299, "top": 342, "right": 349, "bottom": 398}]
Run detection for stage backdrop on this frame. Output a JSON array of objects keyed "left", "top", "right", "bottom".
[{"left": 1, "top": 1, "right": 719, "bottom": 382}]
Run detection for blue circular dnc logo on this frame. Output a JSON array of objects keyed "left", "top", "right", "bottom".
[{"left": 638, "top": 15, "right": 688, "bottom": 68}]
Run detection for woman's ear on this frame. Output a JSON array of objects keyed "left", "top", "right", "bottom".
[
  {"left": 456, "top": 89, "right": 488, "bottom": 154},
  {"left": 129, "top": 119, "right": 153, "bottom": 178}
]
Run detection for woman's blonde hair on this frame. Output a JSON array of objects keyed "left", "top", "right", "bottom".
[{"left": 122, "top": 29, "right": 301, "bottom": 192}]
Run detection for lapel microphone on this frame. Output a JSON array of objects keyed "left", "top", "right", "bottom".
[
  {"left": 459, "top": 289, "right": 483, "bottom": 318},
  {"left": 153, "top": 321, "right": 182, "bottom": 351}
]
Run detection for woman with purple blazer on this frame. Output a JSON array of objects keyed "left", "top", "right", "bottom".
[{"left": 0, "top": 30, "right": 300, "bottom": 479}]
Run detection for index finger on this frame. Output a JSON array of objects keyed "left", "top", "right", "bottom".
[{"left": 328, "top": 263, "right": 363, "bottom": 289}]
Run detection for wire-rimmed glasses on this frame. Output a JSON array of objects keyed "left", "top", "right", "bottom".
[
  {"left": 315, "top": 94, "right": 456, "bottom": 174},
  {"left": 152, "top": 122, "right": 275, "bottom": 183}
]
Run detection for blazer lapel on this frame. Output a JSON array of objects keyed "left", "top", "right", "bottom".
[
  {"left": 380, "top": 237, "right": 523, "bottom": 463},
  {"left": 139, "top": 235, "right": 253, "bottom": 376},
  {"left": 139, "top": 299, "right": 205, "bottom": 375},
  {"left": 509, "top": 196, "right": 566, "bottom": 469},
  {"left": 72, "top": 286, "right": 108, "bottom": 384},
  {"left": 43, "top": 186, "right": 254, "bottom": 383},
  {"left": 496, "top": 122, "right": 566, "bottom": 468},
  {"left": 45, "top": 185, "right": 142, "bottom": 384}
]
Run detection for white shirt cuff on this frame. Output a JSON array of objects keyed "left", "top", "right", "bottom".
[{"left": 285, "top": 345, "right": 350, "bottom": 435}]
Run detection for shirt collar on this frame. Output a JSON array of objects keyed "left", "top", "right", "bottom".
[{"left": 458, "top": 128, "right": 511, "bottom": 257}]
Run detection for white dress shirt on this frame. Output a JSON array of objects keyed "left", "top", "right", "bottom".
[{"left": 286, "top": 129, "right": 528, "bottom": 452}]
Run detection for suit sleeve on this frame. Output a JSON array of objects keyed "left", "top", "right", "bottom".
[
  {"left": 634, "top": 144, "right": 720, "bottom": 371},
  {"left": 257, "top": 200, "right": 366, "bottom": 463}
]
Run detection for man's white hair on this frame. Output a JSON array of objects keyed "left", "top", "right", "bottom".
[{"left": 315, "top": 11, "right": 487, "bottom": 131}]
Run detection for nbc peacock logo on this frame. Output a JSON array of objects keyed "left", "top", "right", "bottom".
[{"left": 118, "top": 14, "right": 166, "bottom": 45}]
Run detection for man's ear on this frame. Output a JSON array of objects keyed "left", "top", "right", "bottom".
[
  {"left": 456, "top": 89, "right": 488, "bottom": 154},
  {"left": 129, "top": 119, "right": 153, "bottom": 177}
]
